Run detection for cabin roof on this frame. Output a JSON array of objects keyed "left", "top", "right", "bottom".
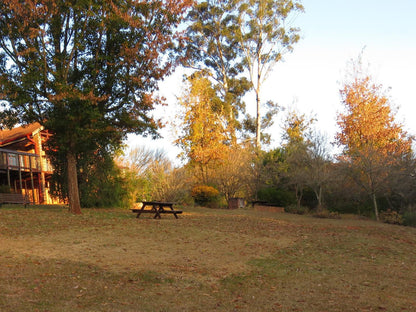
[{"left": 0, "top": 123, "right": 43, "bottom": 146}]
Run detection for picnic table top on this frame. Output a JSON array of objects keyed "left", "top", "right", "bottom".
[{"left": 140, "top": 201, "right": 175, "bottom": 206}]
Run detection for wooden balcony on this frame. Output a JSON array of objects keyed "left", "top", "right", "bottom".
[{"left": 0, "top": 148, "right": 53, "bottom": 173}]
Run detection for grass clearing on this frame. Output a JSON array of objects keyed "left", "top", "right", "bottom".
[{"left": 1, "top": 206, "right": 415, "bottom": 311}]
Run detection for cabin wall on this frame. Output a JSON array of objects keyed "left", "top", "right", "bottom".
[{"left": 0, "top": 126, "right": 63, "bottom": 205}]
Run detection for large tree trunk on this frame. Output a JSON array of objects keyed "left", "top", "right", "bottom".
[{"left": 67, "top": 151, "right": 82, "bottom": 214}]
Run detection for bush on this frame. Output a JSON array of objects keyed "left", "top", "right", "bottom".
[
  {"left": 402, "top": 211, "right": 416, "bottom": 227},
  {"left": 256, "top": 187, "right": 295, "bottom": 207},
  {"left": 380, "top": 209, "right": 403, "bottom": 225},
  {"left": 191, "top": 185, "right": 219, "bottom": 207}
]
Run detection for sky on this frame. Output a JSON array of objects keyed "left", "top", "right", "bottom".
[{"left": 126, "top": 0, "right": 416, "bottom": 162}]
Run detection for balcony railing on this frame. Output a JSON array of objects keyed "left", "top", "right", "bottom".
[{"left": 0, "top": 148, "right": 53, "bottom": 173}]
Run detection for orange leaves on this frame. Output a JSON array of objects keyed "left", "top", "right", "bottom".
[
  {"left": 336, "top": 64, "right": 413, "bottom": 219},
  {"left": 2, "top": 0, "right": 55, "bottom": 28},
  {"left": 176, "top": 73, "right": 231, "bottom": 183},
  {"left": 337, "top": 75, "right": 412, "bottom": 162}
]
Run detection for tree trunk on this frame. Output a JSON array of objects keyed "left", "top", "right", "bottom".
[
  {"left": 372, "top": 192, "right": 379, "bottom": 221},
  {"left": 67, "top": 151, "right": 82, "bottom": 214},
  {"left": 314, "top": 186, "right": 323, "bottom": 212},
  {"left": 295, "top": 184, "right": 303, "bottom": 209},
  {"left": 255, "top": 90, "right": 261, "bottom": 149}
]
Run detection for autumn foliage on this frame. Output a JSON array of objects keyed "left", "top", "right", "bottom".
[
  {"left": 337, "top": 76, "right": 412, "bottom": 161},
  {"left": 191, "top": 184, "right": 219, "bottom": 206},
  {"left": 336, "top": 66, "right": 413, "bottom": 220},
  {"left": 176, "top": 73, "right": 231, "bottom": 184}
]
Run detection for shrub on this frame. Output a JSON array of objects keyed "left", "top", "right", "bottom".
[
  {"left": 256, "top": 187, "right": 295, "bottom": 207},
  {"left": 191, "top": 185, "right": 219, "bottom": 207},
  {"left": 380, "top": 209, "right": 403, "bottom": 225},
  {"left": 402, "top": 211, "right": 416, "bottom": 227}
]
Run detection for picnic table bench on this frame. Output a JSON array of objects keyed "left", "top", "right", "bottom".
[
  {"left": 0, "top": 193, "right": 30, "bottom": 207},
  {"left": 131, "top": 201, "right": 182, "bottom": 219}
]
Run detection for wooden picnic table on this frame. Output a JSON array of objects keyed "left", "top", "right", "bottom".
[{"left": 131, "top": 201, "right": 183, "bottom": 219}]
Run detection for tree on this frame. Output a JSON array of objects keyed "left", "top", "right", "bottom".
[
  {"left": 117, "top": 146, "right": 162, "bottom": 203},
  {"left": 281, "top": 109, "right": 314, "bottom": 209},
  {"left": 213, "top": 145, "right": 255, "bottom": 202},
  {"left": 0, "top": 0, "right": 192, "bottom": 213},
  {"left": 336, "top": 59, "right": 413, "bottom": 220},
  {"left": 304, "top": 131, "right": 332, "bottom": 211},
  {"left": 126, "top": 146, "right": 167, "bottom": 177},
  {"left": 124, "top": 146, "right": 191, "bottom": 203},
  {"left": 387, "top": 154, "right": 416, "bottom": 214},
  {"left": 282, "top": 108, "right": 314, "bottom": 146},
  {"left": 184, "top": 0, "right": 250, "bottom": 143},
  {"left": 256, "top": 147, "right": 295, "bottom": 206},
  {"left": 233, "top": 0, "right": 303, "bottom": 148},
  {"left": 284, "top": 142, "right": 308, "bottom": 209},
  {"left": 78, "top": 153, "right": 133, "bottom": 208},
  {"left": 175, "top": 72, "right": 230, "bottom": 184}
]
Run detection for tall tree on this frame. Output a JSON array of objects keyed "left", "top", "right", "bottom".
[
  {"left": 175, "top": 73, "right": 230, "bottom": 184},
  {"left": 233, "top": 0, "right": 303, "bottom": 148},
  {"left": 336, "top": 59, "right": 413, "bottom": 220},
  {"left": 281, "top": 108, "right": 314, "bottom": 209},
  {"left": 304, "top": 131, "right": 332, "bottom": 211},
  {"left": 185, "top": 0, "right": 250, "bottom": 143},
  {"left": 0, "top": 0, "right": 192, "bottom": 213}
]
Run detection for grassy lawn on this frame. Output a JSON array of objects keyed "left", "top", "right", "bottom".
[{"left": 0, "top": 206, "right": 415, "bottom": 311}]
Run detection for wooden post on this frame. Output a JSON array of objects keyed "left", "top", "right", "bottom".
[
  {"left": 6, "top": 152, "right": 10, "bottom": 187},
  {"left": 18, "top": 154, "right": 23, "bottom": 192},
  {"left": 29, "top": 155, "right": 36, "bottom": 204}
]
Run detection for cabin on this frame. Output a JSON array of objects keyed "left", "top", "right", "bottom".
[{"left": 0, "top": 123, "right": 59, "bottom": 204}]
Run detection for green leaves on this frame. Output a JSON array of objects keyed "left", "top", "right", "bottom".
[
  {"left": 0, "top": 0, "right": 193, "bottom": 211},
  {"left": 233, "top": 0, "right": 304, "bottom": 147},
  {"left": 184, "top": 0, "right": 249, "bottom": 141}
]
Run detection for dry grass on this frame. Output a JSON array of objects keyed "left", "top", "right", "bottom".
[{"left": 0, "top": 205, "right": 415, "bottom": 311}]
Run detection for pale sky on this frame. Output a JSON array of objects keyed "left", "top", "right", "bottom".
[{"left": 126, "top": 0, "right": 416, "bottom": 161}]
